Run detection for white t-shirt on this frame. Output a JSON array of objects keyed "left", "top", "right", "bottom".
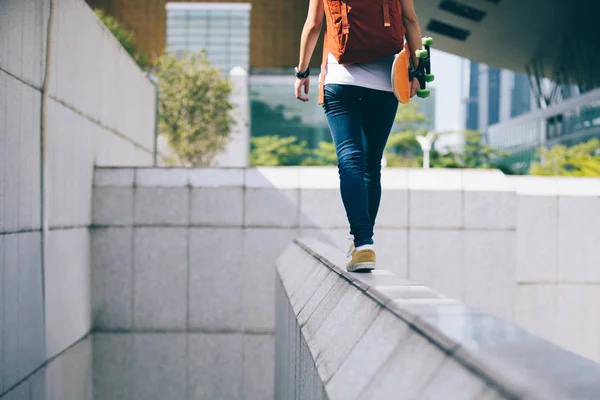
[{"left": 323, "top": 52, "right": 395, "bottom": 92}]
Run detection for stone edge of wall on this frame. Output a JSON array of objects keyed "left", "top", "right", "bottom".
[{"left": 275, "top": 237, "right": 600, "bottom": 400}]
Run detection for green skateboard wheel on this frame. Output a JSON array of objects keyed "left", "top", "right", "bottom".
[
  {"left": 422, "top": 37, "right": 434, "bottom": 46},
  {"left": 417, "top": 88, "right": 430, "bottom": 98},
  {"left": 425, "top": 73, "right": 435, "bottom": 82},
  {"left": 416, "top": 49, "right": 428, "bottom": 59}
]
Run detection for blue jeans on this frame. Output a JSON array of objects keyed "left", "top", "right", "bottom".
[{"left": 322, "top": 84, "right": 398, "bottom": 247}]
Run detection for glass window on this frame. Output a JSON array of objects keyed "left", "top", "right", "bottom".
[{"left": 166, "top": 2, "right": 251, "bottom": 72}]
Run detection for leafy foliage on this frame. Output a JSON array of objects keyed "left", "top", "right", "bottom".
[
  {"left": 250, "top": 136, "right": 339, "bottom": 166},
  {"left": 530, "top": 138, "right": 600, "bottom": 176},
  {"left": 154, "top": 52, "right": 235, "bottom": 166},
  {"left": 94, "top": 9, "right": 150, "bottom": 70},
  {"left": 250, "top": 135, "right": 311, "bottom": 166}
]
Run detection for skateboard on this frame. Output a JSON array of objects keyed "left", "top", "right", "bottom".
[{"left": 392, "top": 36, "right": 434, "bottom": 103}]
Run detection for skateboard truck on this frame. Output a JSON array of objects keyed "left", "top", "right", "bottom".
[
  {"left": 391, "top": 36, "right": 434, "bottom": 103},
  {"left": 410, "top": 37, "right": 434, "bottom": 98}
]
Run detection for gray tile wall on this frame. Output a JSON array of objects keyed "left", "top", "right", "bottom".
[{"left": 0, "top": 0, "right": 157, "bottom": 395}]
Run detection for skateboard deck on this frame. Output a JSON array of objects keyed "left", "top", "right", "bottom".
[{"left": 392, "top": 37, "right": 434, "bottom": 103}]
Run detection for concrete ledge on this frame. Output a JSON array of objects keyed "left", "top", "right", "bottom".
[{"left": 276, "top": 238, "right": 600, "bottom": 400}]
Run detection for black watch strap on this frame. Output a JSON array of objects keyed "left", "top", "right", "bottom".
[{"left": 295, "top": 67, "right": 310, "bottom": 79}]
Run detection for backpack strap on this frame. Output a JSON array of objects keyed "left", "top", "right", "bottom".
[
  {"left": 383, "top": 0, "right": 391, "bottom": 27},
  {"left": 340, "top": 1, "right": 350, "bottom": 34}
]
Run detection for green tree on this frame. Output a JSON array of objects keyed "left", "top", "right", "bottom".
[
  {"left": 384, "top": 102, "right": 508, "bottom": 170},
  {"left": 451, "top": 130, "right": 508, "bottom": 169},
  {"left": 154, "top": 52, "right": 235, "bottom": 166},
  {"left": 530, "top": 138, "right": 600, "bottom": 176},
  {"left": 306, "top": 141, "right": 338, "bottom": 166},
  {"left": 250, "top": 135, "right": 311, "bottom": 166},
  {"left": 95, "top": 9, "right": 150, "bottom": 70}
]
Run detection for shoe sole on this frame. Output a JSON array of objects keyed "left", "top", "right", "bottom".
[{"left": 347, "top": 262, "right": 376, "bottom": 273}]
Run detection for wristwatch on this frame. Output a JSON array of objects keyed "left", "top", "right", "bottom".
[{"left": 294, "top": 67, "right": 310, "bottom": 79}]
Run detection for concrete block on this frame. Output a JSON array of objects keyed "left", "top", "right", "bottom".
[
  {"left": 93, "top": 333, "right": 134, "bottom": 400},
  {"left": 244, "top": 334, "right": 275, "bottom": 400},
  {"left": 298, "top": 228, "right": 349, "bottom": 251},
  {"left": 133, "top": 228, "right": 187, "bottom": 330},
  {"left": 94, "top": 169, "right": 135, "bottom": 187},
  {"left": 357, "top": 331, "right": 448, "bottom": 400},
  {"left": 245, "top": 188, "right": 299, "bottom": 227},
  {"left": 132, "top": 334, "right": 187, "bottom": 400},
  {"left": 134, "top": 187, "right": 189, "bottom": 225},
  {"left": 189, "top": 168, "right": 244, "bottom": 187},
  {"left": 3, "top": 75, "right": 22, "bottom": 232},
  {"left": 555, "top": 284, "right": 600, "bottom": 360},
  {"left": 299, "top": 189, "right": 348, "bottom": 229},
  {"left": 17, "top": 232, "right": 45, "bottom": 380},
  {"left": 314, "top": 297, "right": 380, "bottom": 381},
  {"left": 92, "top": 187, "right": 134, "bottom": 226},
  {"left": 91, "top": 228, "right": 134, "bottom": 330},
  {"left": 516, "top": 195, "right": 559, "bottom": 283},
  {"left": 43, "top": 337, "right": 93, "bottom": 400},
  {"left": 409, "top": 190, "right": 463, "bottom": 229},
  {"left": 2, "top": 234, "right": 20, "bottom": 390},
  {"left": 18, "top": 85, "right": 42, "bottom": 231},
  {"left": 188, "top": 334, "right": 243, "bottom": 400},
  {"left": 558, "top": 196, "right": 600, "bottom": 282},
  {"left": 189, "top": 228, "right": 244, "bottom": 331},
  {"left": 136, "top": 168, "right": 188, "bottom": 187},
  {"left": 0, "top": 236, "right": 2, "bottom": 395},
  {"left": 302, "top": 279, "right": 351, "bottom": 341},
  {"left": 376, "top": 189, "right": 409, "bottom": 228},
  {"left": 381, "top": 168, "right": 409, "bottom": 189},
  {"left": 463, "top": 231, "right": 516, "bottom": 321},
  {"left": 190, "top": 187, "right": 243, "bottom": 226},
  {"left": 243, "top": 228, "right": 298, "bottom": 331},
  {"left": 408, "top": 169, "right": 463, "bottom": 229},
  {"left": 296, "top": 272, "right": 340, "bottom": 327},
  {"left": 289, "top": 266, "right": 332, "bottom": 312},
  {"left": 133, "top": 148, "right": 153, "bottom": 166},
  {"left": 514, "top": 284, "right": 560, "bottom": 344},
  {"left": 29, "top": 369, "right": 45, "bottom": 400},
  {"left": 408, "top": 168, "right": 462, "bottom": 190},
  {"left": 1, "top": 0, "right": 23, "bottom": 81},
  {"left": 2, "top": 382, "right": 30, "bottom": 400},
  {"left": 275, "top": 243, "right": 320, "bottom": 293},
  {"left": 556, "top": 177, "right": 600, "bottom": 196},
  {"left": 44, "top": 229, "right": 91, "bottom": 358},
  {"left": 0, "top": 72, "right": 6, "bottom": 233},
  {"left": 409, "top": 230, "right": 464, "bottom": 300},
  {"left": 373, "top": 229, "right": 408, "bottom": 278},
  {"left": 415, "top": 356, "right": 490, "bottom": 399},
  {"left": 327, "top": 312, "right": 412, "bottom": 400},
  {"left": 45, "top": 99, "right": 94, "bottom": 228},
  {"left": 246, "top": 167, "right": 299, "bottom": 189},
  {"left": 509, "top": 176, "right": 558, "bottom": 196},
  {"left": 299, "top": 167, "right": 338, "bottom": 189},
  {"left": 464, "top": 190, "right": 517, "bottom": 230},
  {"left": 93, "top": 128, "right": 136, "bottom": 167}
]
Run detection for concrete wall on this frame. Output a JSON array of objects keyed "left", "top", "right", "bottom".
[
  {"left": 0, "top": 0, "right": 156, "bottom": 396},
  {"left": 91, "top": 167, "right": 600, "bottom": 374},
  {"left": 91, "top": 168, "right": 275, "bottom": 400},
  {"left": 276, "top": 238, "right": 600, "bottom": 400}
]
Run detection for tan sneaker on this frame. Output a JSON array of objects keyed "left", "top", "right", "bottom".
[{"left": 346, "top": 243, "right": 376, "bottom": 273}]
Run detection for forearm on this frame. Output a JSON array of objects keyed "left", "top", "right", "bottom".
[
  {"left": 404, "top": 16, "right": 423, "bottom": 68},
  {"left": 298, "top": 22, "right": 321, "bottom": 72}
]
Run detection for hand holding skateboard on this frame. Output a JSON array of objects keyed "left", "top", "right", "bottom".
[{"left": 392, "top": 37, "right": 435, "bottom": 103}]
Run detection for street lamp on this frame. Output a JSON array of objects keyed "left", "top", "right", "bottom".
[{"left": 416, "top": 132, "right": 437, "bottom": 168}]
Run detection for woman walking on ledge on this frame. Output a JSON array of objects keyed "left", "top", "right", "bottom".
[{"left": 294, "top": 0, "right": 424, "bottom": 272}]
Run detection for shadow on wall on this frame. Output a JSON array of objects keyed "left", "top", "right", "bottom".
[{"left": 87, "top": 167, "right": 354, "bottom": 400}]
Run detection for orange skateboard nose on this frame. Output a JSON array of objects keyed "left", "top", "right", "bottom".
[{"left": 392, "top": 43, "right": 411, "bottom": 104}]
